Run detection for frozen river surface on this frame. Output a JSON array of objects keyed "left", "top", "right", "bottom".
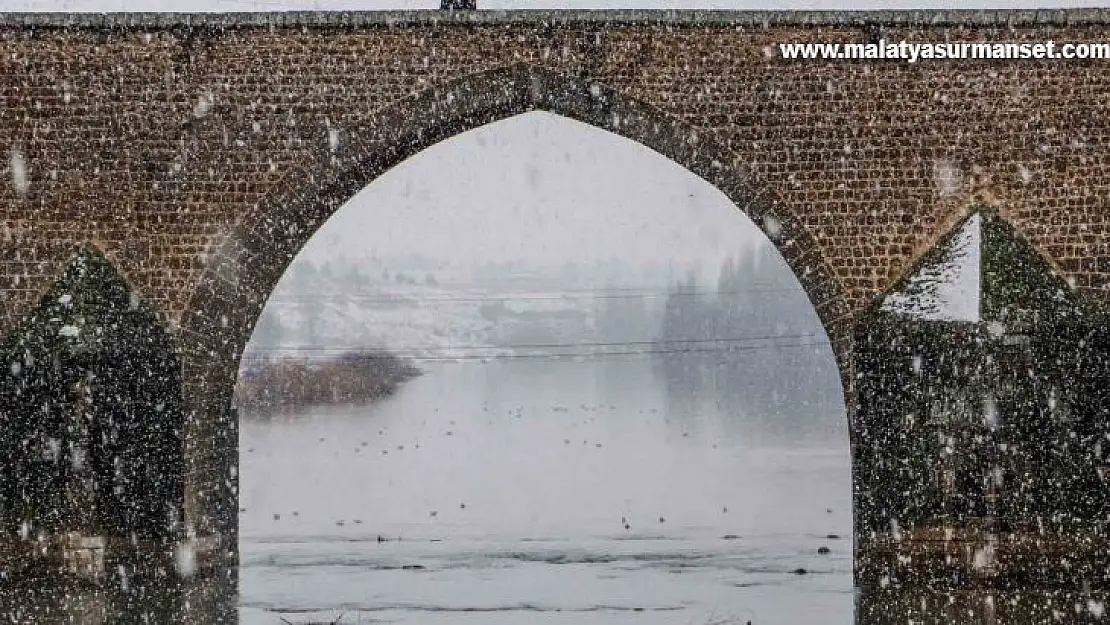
[{"left": 238, "top": 357, "right": 853, "bottom": 625}]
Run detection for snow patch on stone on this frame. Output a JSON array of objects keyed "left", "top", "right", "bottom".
[{"left": 880, "top": 213, "right": 981, "bottom": 322}]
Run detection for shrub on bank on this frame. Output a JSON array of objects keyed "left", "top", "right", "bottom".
[{"left": 234, "top": 349, "right": 421, "bottom": 416}]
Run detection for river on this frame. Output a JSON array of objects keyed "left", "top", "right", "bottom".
[{"left": 238, "top": 354, "right": 853, "bottom": 625}]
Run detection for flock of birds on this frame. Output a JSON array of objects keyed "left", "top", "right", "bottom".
[
  {"left": 243, "top": 402, "right": 729, "bottom": 530},
  {"left": 255, "top": 401, "right": 841, "bottom": 625}
]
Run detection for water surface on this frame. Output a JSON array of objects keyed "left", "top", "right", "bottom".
[{"left": 239, "top": 356, "right": 853, "bottom": 625}]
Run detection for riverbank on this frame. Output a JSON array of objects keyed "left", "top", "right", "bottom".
[{"left": 234, "top": 349, "right": 421, "bottom": 417}]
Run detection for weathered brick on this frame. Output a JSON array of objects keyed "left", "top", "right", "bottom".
[{"left": 0, "top": 15, "right": 1108, "bottom": 598}]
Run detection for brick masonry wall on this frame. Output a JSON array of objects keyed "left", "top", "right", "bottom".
[
  {"left": 2, "top": 10, "right": 1109, "bottom": 543},
  {"left": 1, "top": 11, "right": 1109, "bottom": 339}
]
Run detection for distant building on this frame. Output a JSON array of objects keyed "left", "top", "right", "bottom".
[{"left": 441, "top": 0, "right": 476, "bottom": 8}]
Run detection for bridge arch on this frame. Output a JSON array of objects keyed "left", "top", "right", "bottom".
[{"left": 175, "top": 63, "right": 853, "bottom": 555}]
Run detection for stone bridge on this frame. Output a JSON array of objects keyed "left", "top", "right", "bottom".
[{"left": 0, "top": 8, "right": 1108, "bottom": 624}]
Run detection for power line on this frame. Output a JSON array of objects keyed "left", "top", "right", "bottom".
[
  {"left": 242, "top": 331, "right": 824, "bottom": 355},
  {"left": 239, "top": 340, "right": 829, "bottom": 364},
  {"left": 237, "top": 334, "right": 832, "bottom": 365},
  {"left": 425, "top": 341, "right": 828, "bottom": 362},
  {"left": 263, "top": 286, "right": 803, "bottom": 305},
  {"left": 369, "top": 282, "right": 786, "bottom": 294}
]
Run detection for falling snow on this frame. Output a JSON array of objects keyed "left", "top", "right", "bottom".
[
  {"left": 0, "top": 9, "right": 1107, "bottom": 625},
  {"left": 9, "top": 146, "right": 28, "bottom": 196},
  {"left": 933, "top": 158, "right": 962, "bottom": 197},
  {"left": 175, "top": 540, "right": 197, "bottom": 578},
  {"left": 761, "top": 213, "right": 783, "bottom": 240},
  {"left": 194, "top": 91, "right": 215, "bottom": 118}
]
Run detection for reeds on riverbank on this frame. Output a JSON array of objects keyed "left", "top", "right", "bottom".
[{"left": 234, "top": 349, "right": 421, "bottom": 417}]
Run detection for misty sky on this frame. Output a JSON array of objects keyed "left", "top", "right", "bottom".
[{"left": 302, "top": 112, "right": 761, "bottom": 274}]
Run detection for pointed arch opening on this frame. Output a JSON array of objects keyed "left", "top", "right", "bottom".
[{"left": 175, "top": 69, "right": 854, "bottom": 606}]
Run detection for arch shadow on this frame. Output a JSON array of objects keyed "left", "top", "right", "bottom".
[
  {"left": 0, "top": 246, "right": 186, "bottom": 591},
  {"left": 175, "top": 63, "right": 853, "bottom": 550}
]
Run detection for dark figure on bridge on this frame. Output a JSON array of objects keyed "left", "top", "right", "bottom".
[{"left": 441, "top": 0, "right": 477, "bottom": 9}]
